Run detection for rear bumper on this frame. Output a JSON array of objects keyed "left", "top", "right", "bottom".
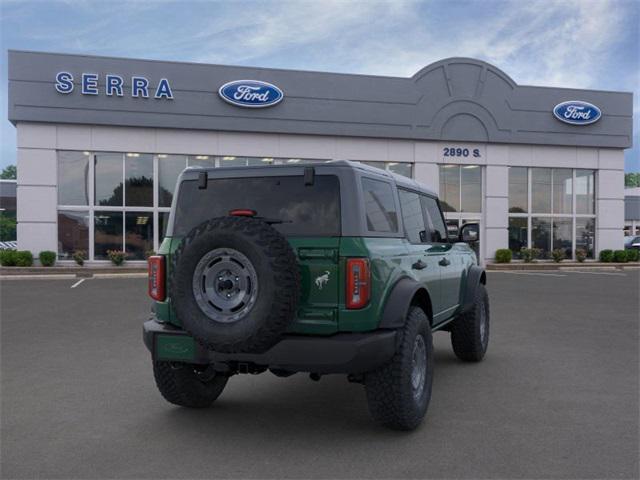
[{"left": 143, "top": 318, "right": 397, "bottom": 374}]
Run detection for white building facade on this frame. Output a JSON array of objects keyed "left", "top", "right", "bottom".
[{"left": 8, "top": 51, "right": 633, "bottom": 264}]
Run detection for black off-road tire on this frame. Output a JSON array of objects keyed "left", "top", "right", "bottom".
[
  {"left": 450, "top": 283, "right": 489, "bottom": 362},
  {"left": 170, "top": 216, "right": 300, "bottom": 353},
  {"left": 364, "top": 306, "right": 433, "bottom": 431},
  {"left": 153, "top": 361, "right": 228, "bottom": 408}
]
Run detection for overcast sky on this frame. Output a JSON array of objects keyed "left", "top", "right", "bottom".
[{"left": 1, "top": 0, "right": 638, "bottom": 171}]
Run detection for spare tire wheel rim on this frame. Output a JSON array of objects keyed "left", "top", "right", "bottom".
[{"left": 192, "top": 247, "right": 259, "bottom": 323}]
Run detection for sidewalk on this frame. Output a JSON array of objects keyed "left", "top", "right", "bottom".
[
  {"left": 486, "top": 262, "right": 640, "bottom": 271},
  {"left": 0, "top": 264, "right": 147, "bottom": 278}
]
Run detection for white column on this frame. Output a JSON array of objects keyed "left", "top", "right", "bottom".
[
  {"left": 414, "top": 163, "right": 439, "bottom": 194},
  {"left": 596, "top": 149, "right": 625, "bottom": 253},
  {"left": 484, "top": 165, "right": 509, "bottom": 263},
  {"left": 414, "top": 141, "right": 439, "bottom": 193},
  {"left": 16, "top": 123, "right": 58, "bottom": 258}
]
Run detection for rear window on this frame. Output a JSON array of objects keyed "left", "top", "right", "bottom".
[{"left": 173, "top": 175, "right": 341, "bottom": 237}]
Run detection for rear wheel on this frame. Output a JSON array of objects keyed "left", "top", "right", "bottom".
[
  {"left": 364, "top": 306, "right": 433, "bottom": 430},
  {"left": 450, "top": 283, "right": 489, "bottom": 362},
  {"left": 153, "top": 361, "right": 228, "bottom": 408}
]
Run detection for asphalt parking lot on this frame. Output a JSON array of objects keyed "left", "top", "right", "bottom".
[{"left": 1, "top": 270, "right": 638, "bottom": 479}]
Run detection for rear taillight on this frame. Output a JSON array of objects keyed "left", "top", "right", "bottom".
[
  {"left": 346, "top": 258, "right": 370, "bottom": 309},
  {"left": 148, "top": 255, "right": 166, "bottom": 301}
]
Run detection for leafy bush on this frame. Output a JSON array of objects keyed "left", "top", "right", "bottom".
[
  {"left": 575, "top": 249, "right": 587, "bottom": 263},
  {"left": 494, "top": 249, "right": 512, "bottom": 263},
  {"left": 626, "top": 249, "right": 639, "bottom": 262},
  {"left": 599, "top": 249, "right": 614, "bottom": 262},
  {"left": 520, "top": 247, "right": 542, "bottom": 263},
  {"left": 15, "top": 250, "right": 34, "bottom": 267},
  {"left": 107, "top": 250, "right": 127, "bottom": 266},
  {"left": 144, "top": 249, "right": 156, "bottom": 259},
  {"left": 613, "top": 250, "right": 628, "bottom": 263},
  {"left": 0, "top": 249, "right": 17, "bottom": 266},
  {"left": 73, "top": 250, "right": 87, "bottom": 266},
  {"left": 520, "top": 248, "right": 533, "bottom": 263},
  {"left": 551, "top": 249, "right": 565, "bottom": 263},
  {"left": 39, "top": 250, "right": 56, "bottom": 267}
]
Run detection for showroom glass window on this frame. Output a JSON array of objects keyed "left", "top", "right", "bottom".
[
  {"left": 438, "top": 165, "right": 482, "bottom": 243},
  {"left": 56, "top": 152, "right": 330, "bottom": 261},
  {"left": 438, "top": 165, "right": 482, "bottom": 214},
  {"left": 507, "top": 168, "right": 596, "bottom": 260},
  {"left": 360, "top": 161, "right": 413, "bottom": 178},
  {"left": 58, "top": 151, "right": 90, "bottom": 206}
]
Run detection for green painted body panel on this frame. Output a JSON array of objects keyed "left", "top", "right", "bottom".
[
  {"left": 152, "top": 234, "right": 476, "bottom": 335},
  {"left": 286, "top": 237, "right": 340, "bottom": 334}
]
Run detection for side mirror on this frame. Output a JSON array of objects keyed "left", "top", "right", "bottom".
[
  {"left": 460, "top": 223, "right": 479, "bottom": 243},
  {"left": 447, "top": 224, "right": 459, "bottom": 242}
]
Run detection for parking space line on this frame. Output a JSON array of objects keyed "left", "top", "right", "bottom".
[
  {"left": 566, "top": 270, "right": 626, "bottom": 276},
  {"left": 489, "top": 271, "right": 566, "bottom": 277},
  {"left": 70, "top": 278, "right": 86, "bottom": 288}
]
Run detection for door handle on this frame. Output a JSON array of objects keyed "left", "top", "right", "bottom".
[
  {"left": 439, "top": 257, "right": 451, "bottom": 267},
  {"left": 412, "top": 259, "right": 427, "bottom": 270}
]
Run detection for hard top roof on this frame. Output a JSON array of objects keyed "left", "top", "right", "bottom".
[{"left": 184, "top": 160, "right": 437, "bottom": 197}]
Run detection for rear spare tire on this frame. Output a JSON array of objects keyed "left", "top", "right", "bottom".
[{"left": 170, "top": 216, "right": 300, "bottom": 353}]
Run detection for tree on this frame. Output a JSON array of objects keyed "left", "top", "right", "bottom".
[
  {"left": 1, "top": 165, "right": 16, "bottom": 179},
  {"left": 625, "top": 172, "right": 640, "bottom": 188}
]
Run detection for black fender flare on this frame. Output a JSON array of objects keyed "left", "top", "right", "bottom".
[
  {"left": 378, "top": 277, "right": 433, "bottom": 329},
  {"left": 460, "top": 265, "right": 486, "bottom": 314}
]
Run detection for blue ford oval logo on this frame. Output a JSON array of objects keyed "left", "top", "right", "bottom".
[
  {"left": 553, "top": 100, "right": 601, "bottom": 125},
  {"left": 218, "top": 80, "right": 283, "bottom": 108}
]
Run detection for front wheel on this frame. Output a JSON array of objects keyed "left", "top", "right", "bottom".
[
  {"left": 364, "top": 306, "right": 433, "bottom": 430},
  {"left": 450, "top": 283, "right": 490, "bottom": 362},
  {"left": 153, "top": 361, "right": 228, "bottom": 408}
]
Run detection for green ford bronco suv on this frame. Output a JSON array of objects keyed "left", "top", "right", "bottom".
[{"left": 144, "top": 160, "right": 489, "bottom": 430}]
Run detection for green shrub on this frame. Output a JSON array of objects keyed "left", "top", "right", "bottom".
[
  {"left": 575, "top": 249, "right": 587, "bottom": 263},
  {"left": 107, "top": 250, "right": 127, "bottom": 266},
  {"left": 520, "top": 248, "right": 533, "bottom": 263},
  {"left": 599, "top": 249, "right": 614, "bottom": 262},
  {"left": 39, "top": 250, "right": 56, "bottom": 267},
  {"left": 73, "top": 250, "right": 87, "bottom": 266},
  {"left": 15, "top": 250, "right": 34, "bottom": 267},
  {"left": 0, "top": 249, "right": 18, "bottom": 266},
  {"left": 520, "top": 247, "right": 542, "bottom": 263},
  {"left": 494, "top": 249, "right": 512, "bottom": 263},
  {"left": 613, "top": 250, "right": 628, "bottom": 263},
  {"left": 626, "top": 249, "right": 639, "bottom": 262},
  {"left": 551, "top": 249, "right": 565, "bottom": 263}
]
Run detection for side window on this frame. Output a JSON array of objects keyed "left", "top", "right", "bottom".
[
  {"left": 421, "top": 195, "right": 448, "bottom": 243},
  {"left": 398, "top": 189, "right": 427, "bottom": 243},
  {"left": 361, "top": 177, "right": 398, "bottom": 233}
]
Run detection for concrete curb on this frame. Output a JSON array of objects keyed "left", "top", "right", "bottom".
[
  {"left": 0, "top": 272, "right": 148, "bottom": 280},
  {"left": 486, "top": 262, "right": 639, "bottom": 271},
  {"left": 0, "top": 266, "right": 146, "bottom": 276}
]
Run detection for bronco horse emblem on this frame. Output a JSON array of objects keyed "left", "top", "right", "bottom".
[{"left": 315, "top": 271, "right": 330, "bottom": 290}]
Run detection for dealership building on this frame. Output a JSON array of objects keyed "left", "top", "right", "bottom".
[{"left": 7, "top": 50, "right": 633, "bottom": 264}]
